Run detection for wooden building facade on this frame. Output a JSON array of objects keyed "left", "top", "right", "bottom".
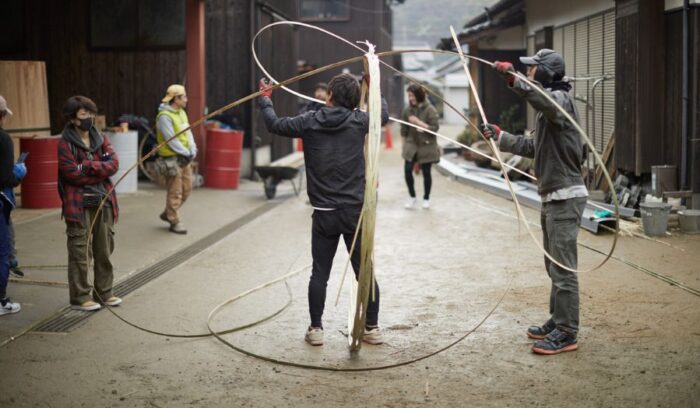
[
  {"left": 296, "top": 0, "right": 404, "bottom": 117},
  {"left": 615, "top": 0, "right": 700, "bottom": 195},
  {"left": 444, "top": 0, "right": 699, "bottom": 199}
]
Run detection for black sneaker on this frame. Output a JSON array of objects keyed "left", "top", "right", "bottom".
[
  {"left": 10, "top": 265, "right": 24, "bottom": 278},
  {"left": 527, "top": 319, "right": 555, "bottom": 340},
  {"left": 531, "top": 328, "right": 578, "bottom": 355}
]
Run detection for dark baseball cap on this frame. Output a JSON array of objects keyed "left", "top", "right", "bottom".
[{"left": 520, "top": 49, "right": 565, "bottom": 77}]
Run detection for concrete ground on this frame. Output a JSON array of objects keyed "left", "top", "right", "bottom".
[{"left": 1, "top": 128, "right": 699, "bottom": 407}]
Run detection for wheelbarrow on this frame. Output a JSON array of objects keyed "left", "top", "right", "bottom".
[{"left": 254, "top": 151, "right": 305, "bottom": 199}]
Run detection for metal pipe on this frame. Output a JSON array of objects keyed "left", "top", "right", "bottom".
[
  {"left": 681, "top": 0, "right": 690, "bottom": 190},
  {"left": 249, "top": 0, "right": 258, "bottom": 180}
]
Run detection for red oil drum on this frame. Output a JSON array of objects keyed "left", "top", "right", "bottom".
[
  {"left": 205, "top": 129, "right": 243, "bottom": 189},
  {"left": 19, "top": 136, "right": 62, "bottom": 208}
]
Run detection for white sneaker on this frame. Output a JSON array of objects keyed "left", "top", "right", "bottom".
[
  {"left": 305, "top": 326, "right": 324, "bottom": 346},
  {"left": 422, "top": 199, "right": 430, "bottom": 209},
  {"left": 0, "top": 298, "right": 21, "bottom": 316},
  {"left": 71, "top": 300, "right": 102, "bottom": 311},
  {"left": 363, "top": 327, "right": 384, "bottom": 345},
  {"left": 169, "top": 222, "right": 188, "bottom": 234},
  {"left": 404, "top": 197, "right": 417, "bottom": 209},
  {"left": 103, "top": 296, "right": 122, "bottom": 307}
]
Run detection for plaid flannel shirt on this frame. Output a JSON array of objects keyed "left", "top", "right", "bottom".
[{"left": 57, "top": 137, "right": 119, "bottom": 224}]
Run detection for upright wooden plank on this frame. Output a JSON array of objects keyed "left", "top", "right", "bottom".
[{"left": 615, "top": 2, "right": 638, "bottom": 173}]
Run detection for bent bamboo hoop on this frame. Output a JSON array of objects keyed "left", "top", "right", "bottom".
[{"left": 73, "top": 20, "right": 618, "bottom": 371}]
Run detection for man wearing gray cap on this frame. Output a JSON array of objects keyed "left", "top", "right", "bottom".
[
  {"left": 481, "top": 49, "right": 587, "bottom": 355},
  {"left": 0, "top": 95, "right": 26, "bottom": 315}
]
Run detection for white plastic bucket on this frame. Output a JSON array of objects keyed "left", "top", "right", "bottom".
[{"left": 104, "top": 131, "right": 138, "bottom": 194}]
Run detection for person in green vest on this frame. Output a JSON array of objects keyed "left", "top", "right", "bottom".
[{"left": 156, "top": 84, "right": 197, "bottom": 235}]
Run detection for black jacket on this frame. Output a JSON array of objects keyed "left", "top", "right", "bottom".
[
  {"left": 0, "top": 128, "right": 20, "bottom": 210},
  {"left": 258, "top": 97, "right": 389, "bottom": 209},
  {"left": 0, "top": 128, "right": 19, "bottom": 189}
]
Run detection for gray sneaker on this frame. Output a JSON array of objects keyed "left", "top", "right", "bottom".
[
  {"left": 169, "top": 222, "right": 187, "bottom": 234},
  {"left": 305, "top": 326, "right": 324, "bottom": 346},
  {"left": 363, "top": 326, "right": 384, "bottom": 345}
]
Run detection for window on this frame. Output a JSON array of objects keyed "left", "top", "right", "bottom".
[
  {"left": 90, "top": 0, "right": 185, "bottom": 50},
  {"left": 299, "top": 0, "right": 350, "bottom": 21}
]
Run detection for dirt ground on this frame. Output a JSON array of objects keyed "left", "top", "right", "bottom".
[{"left": 0, "top": 143, "right": 699, "bottom": 407}]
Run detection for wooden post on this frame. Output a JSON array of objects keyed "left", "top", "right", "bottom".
[{"left": 186, "top": 0, "right": 206, "bottom": 167}]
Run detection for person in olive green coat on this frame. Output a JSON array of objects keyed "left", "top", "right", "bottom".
[{"left": 400, "top": 84, "right": 440, "bottom": 209}]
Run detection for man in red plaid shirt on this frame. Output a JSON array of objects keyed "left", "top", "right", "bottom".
[{"left": 58, "top": 96, "right": 121, "bottom": 311}]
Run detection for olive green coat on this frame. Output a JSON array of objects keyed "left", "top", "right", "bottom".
[{"left": 400, "top": 101, "right": 441, "bottom": 164}]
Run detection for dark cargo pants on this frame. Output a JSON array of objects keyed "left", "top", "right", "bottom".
[
  {"left": 66, "top": 207, "right": 115, "bottom": 305},
  {"left": 540, "top": 197, "right": 587, "bottom": 336}
]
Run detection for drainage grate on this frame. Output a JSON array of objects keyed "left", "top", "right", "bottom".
[{"left": 32, "top": 202, "right": 279, "bottom": 333}]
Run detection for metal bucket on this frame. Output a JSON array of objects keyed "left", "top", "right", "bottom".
[
  {"left": 651, "top": 165, "right": 677, "bottom": 197},
  {"left": 639, "top": 202, "right": 672, "bottom": 237},
  {"left": 678, "top": 209, "right": 700, "bottom": 234}
]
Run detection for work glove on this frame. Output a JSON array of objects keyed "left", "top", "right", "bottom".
[
  {"left": 493, "top": 61, "right": 516, "bottom": 86},
  {"left": 480, "top": 123, "right": 502, "bottom": 142},
  {"left": 177, "top": 154, "right": 193, "bottom": 167},
  {"left": 258, "top": 78, "right": 273, "bottom": 98},
  {"left": 13, "top": 163, "right": 27, "bottom": 180}
]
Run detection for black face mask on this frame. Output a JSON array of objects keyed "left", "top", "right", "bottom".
[
  {"left": 77, "top": 117, "right": 93, "bottom": 131},
  {"left": 534, "top": 67, "right": 553, "bottom": 87}
]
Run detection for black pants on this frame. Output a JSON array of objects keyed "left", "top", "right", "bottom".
[
  {"left": 309, "top": 207, "right": 379, "bottom": 328},
  {"left": 404, "top": 160, "right": 432, "bottom": 200}
]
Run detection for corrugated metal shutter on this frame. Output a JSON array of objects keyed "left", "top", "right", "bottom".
[
  {"left": 588, "top": 14, "right": 604, "bottom": 152},
  {"left": 574, "top": 20, "right": 589, "bottom": 144},
  {"left": 526, "top": 35, "right": 536, "bottom": 130},
  {"left": 563, "top": 24, "right": 576, "bottom": 78},
  {"left": 602, "top": 10, "right": 616, "bottom": 151},
  {"left": 553, "top": 27, "right": 564, "bottom": 55}
]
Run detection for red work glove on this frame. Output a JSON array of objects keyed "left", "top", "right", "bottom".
[
  {"left": 258, "top": 78, "right": 273, "bottom": 98},
  {"left": 480, "top": 123, "right": 502, "bottom": 142},
  {"left": 493, "top": 61, "right": 515, "bottom": 86}
]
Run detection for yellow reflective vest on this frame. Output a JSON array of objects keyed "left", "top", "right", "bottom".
[{"left": 156, "top": 108, "right": 191, "bottom": 157}]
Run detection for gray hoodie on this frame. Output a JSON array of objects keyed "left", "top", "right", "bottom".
[{"left": 156, "top": 103, "right": 197, "bottom": 158}]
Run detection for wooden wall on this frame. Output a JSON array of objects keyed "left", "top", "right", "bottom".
[
  {"left": 693, "top": 8, "right": 700, "bottom": 194},
  {"left": 297, "top": 0, "right": 403, "bottom": 116},
  {"left": 206, "top": 0, "right": 299, "bottom": 161},
  {"left": 664, "top": 7, "right": 700, "bottom": 192},
  {"left": 205, "top": 0, "right": 252, "bottom": 140},
  {"left": 615, "top": 0, "right": 666, "bottom": 175},
  {"left": 255, "top": 10, "right": 300, "bottom": 160},
  {"left": 615, "top": 1, "right": 638, "bottom": 173},
  {"left": 0, "top": 0, "right": 186, "bottom": 135}
]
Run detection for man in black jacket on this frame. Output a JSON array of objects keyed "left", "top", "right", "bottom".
[
  {"left": 258, "top": 73, "right": 388, "bottom": 346},
  {"left": 0, "top": 95, "right": 25, "bottom": 315},
  {"left": 482, "top": 49, "right": 587, "bottom": 355}
]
